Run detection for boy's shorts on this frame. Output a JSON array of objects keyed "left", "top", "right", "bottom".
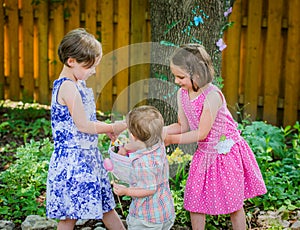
[{"left": 126, "top": 215, "right": 175, "bottom": 230}]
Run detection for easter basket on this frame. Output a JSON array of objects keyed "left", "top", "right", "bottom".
[
  {"left": 108, "top": 145, "right": 134, "bottom": 184},
  {"left": 107, "top": 142, "right": 169, "bottom": 189}
]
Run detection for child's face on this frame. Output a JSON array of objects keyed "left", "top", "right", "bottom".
[
  {"left": 170, "top": 63, "right": 193, "bottom": 91},
  {"left": 71, "top": 55, "right": 102, "bottom": 81}
]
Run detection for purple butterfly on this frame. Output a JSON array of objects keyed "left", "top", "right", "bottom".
[
  {"left": 216, "top": 38, "right": 227, "bottom": 51},
  {"left": 224, "top": 7, "right": 232, "bottom": 17},
  {"left": 194, "top": 16, "right": 204, "bottom": 26}
]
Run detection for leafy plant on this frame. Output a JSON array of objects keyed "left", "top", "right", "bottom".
[
  {"left": 167, "top": 147, "right": 192, "bottom": 190},
  {"left": 1, "top": 101, "right": 299, "bottom": 229},
  {"left": 171, "top": 179, "right": 191, "bottom": 226},
  {"left": 0, "top": 100, "right": 51, "bottom": 144},
  {"left": 0, "top": 142, "right": 18, "bottom": 169},
  {"left": 167, "top": 147, "right": 192, "bottom": 226},
  {"left": 241, "top": 121, "right": 300, "bottom": 213},
  {"left": 0, "top": 139, "right": 53, "bottom": 222}
]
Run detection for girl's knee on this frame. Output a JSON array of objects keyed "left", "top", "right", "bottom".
[
  {"left": 231, "top": 207, "right": 245, "bottom": 216},
  {"left": 57, "top": 219, "right": 77, "bottom": 230}
]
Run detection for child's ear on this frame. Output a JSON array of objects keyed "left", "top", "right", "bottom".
[
  {"left": 67, "top": 57, "right": 76, "bottom": 67},
  {"left": 129, "top": 133, "right": 138, "bottom": 141}
]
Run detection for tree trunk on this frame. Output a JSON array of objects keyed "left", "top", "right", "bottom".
[
  {"left": 149, "top": 0, "right": 231, "bottom": 152},
  {"left": 149, "top": 0, "right": 231, "bottom": 123}
]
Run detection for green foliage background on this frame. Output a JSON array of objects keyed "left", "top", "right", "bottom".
[{"left": 0, "top": 101, "right": 299, "bottom": 228}]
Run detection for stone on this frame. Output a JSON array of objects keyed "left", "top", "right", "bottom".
[
  {"left": 291, "top": 220, "right": 300, "bottom": 230},
  {"left": 21, "top": 215, "right": 57, "bottom": 230},
  {"left": 75, "top": 219, "right": 89, "bottom": 226},
  {"left": 0, "top": 220, "right": 15, "bottom": 230},
  {"left": 94, "top": 227, "right": 106, "bottom": 230},
  {"left": 281, "top": 220, "right": 291, "bottom": 228}
]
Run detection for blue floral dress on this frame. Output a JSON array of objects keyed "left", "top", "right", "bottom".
[{"left": 46, "top": 77, "right": 115, "bottom": 220}]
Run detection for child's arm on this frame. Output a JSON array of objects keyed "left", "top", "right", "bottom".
[
  {"left": 118, "top": 141, "right": 145, "bottom": 156},
  {"left": 166, "top": 90, "right": 222, "bottom": 145},
  {"left": 164, "top": 90, "right": 190, "bottom": 135},
  {"left": 113, "top": 183, "right": 155, "bottom": 198},
  {"left": 58, "top": 80, "right": 126, "bottom": 135}
]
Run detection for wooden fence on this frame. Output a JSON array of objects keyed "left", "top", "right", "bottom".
[
  {"left": 0, "top": 0, "right": 299, "bottom": 126},
  {"left": 0, "top": 0, "right": 151, "bottom": 114},
  {"left": 223, "top": 0, "right": 299, "bottom": 126}
]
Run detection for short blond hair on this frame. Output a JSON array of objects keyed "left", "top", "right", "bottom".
[{"left": 126, "top": 105, "right": 164, "bottom": 148}]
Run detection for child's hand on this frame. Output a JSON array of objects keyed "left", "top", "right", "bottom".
[
  {"left": 164, "top": 134, "right": 172, "bottom": 146},
  {"left": 162, "top": 126, "right": 168, "bottom": 140},
  {"left": 112, "top": 120, "right": 127, "bottom": 137},
  {"left": 113, "top": 183, "right": 128, "bottom": 196},
  {"left": 106, "top": 132, "right": 117, "bottom": 142},
  {"left": 118, "top": 146, "right": 128, "bottom": 156}
]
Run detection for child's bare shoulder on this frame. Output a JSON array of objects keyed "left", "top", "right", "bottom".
[{"left": 205, "top": 90, "right": 223, "bottom": 108}]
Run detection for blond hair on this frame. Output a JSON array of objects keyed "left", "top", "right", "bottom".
[
  {"left": 127, "top": 105, "right": 164, "bottom": 148},
  {"left": 170, "top": 43, "right": 214, "bottom": 91}
]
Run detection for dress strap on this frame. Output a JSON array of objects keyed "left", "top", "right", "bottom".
[
  {"left": 202, "top": 84, "right": 227, "bottom": 105},
  {"left": 202, "top": 84, "right": 216, "bottom": 97},
  {"left": 52, "top": 77, "right": 74, "bottom": 105}
]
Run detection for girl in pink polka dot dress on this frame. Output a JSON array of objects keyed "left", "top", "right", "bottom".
[{"left": 164, "top": 44, "right": 267, "bottom": 230}]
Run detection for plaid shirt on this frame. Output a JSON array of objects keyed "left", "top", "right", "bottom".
[{"left": 128, "top": 143, "right": 175, "bottom": 223}]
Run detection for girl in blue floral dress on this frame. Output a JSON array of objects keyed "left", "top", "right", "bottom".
[{"left": 46, "top": 28, "right": 126, "bottom": 230}]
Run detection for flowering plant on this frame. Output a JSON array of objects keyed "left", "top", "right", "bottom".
[
  {"left": 167, "top": 147, "right": 192, "bottom": 190},
  {"left": 111, "top": 129, "right": 130, "bottom": 152}
]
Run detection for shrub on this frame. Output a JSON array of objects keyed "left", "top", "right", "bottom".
[
  {"left": 241, "top": 121, "right": 300, "bottom": 211},
  {"left": 0, "top": 138, "right": 53, "bottom": 222}
]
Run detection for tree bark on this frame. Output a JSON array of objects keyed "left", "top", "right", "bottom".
[
  {"left": 148, "top": 0, "right": 232, "bottom": 153},
  {"left": 149, "top": 0, "right": 231, "bottom": 125}
]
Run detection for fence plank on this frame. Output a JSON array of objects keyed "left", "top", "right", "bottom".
[
  {"left": 0, "top": 0, "right": 299, "bottom": 126},
  {"left": 22, "top": 0, "right": 34, "bottom": 102},
  {"left": 98, "top": 0, "right": 114, "bottom": 112},
  {"left": 52, "top": 2, "right": 64, "bottom": 85},
  {"left": 85, "top": 0, "right": 97, "bottom": 102},
  {"left": 7, "top": 0, "right": 20, "bottom": 100},
  {"left": 65, "top": 0, "right": 80, "bottom": 32},
  {"left": 129, "top": 0, "right": 150, "bottom": 109},
  {"left": 222, "top": 0, "right": 242, "bottom": 120},
  {"left": 114, "top": 0, "right": 130, "bottom": 114},
  {"left": 37, "top": 0, "right": 49, "bottom": 104},
  {"left": 0, "top": 1, "right": 4, "bottom": 99},
  {"left": 262, "top": 0, "right": 283, "bottom": 124},
  {"left": 283, "top": 0, "right": 300, "bottom": 126},
  {"left": 244, "top": 0, "right": 263, "bottom": 120}
]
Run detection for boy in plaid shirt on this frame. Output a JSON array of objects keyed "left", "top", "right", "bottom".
[{"left": 113, "top": 105, "right": 175, "bottom": 230}]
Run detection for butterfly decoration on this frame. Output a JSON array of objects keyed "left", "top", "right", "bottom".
[
  {"left": 160, "top": 40, "right": 178, "bottom": 47},
  {"left": 224, "top": 7, "right": 232, "bottom": 17},
  {"left": 162, "top": 85, "right": 180, "bottom": 99},
  {"left": 216, "top": 38, "right": 227, "bottom": 51},
  {"left": 182, "top": 24, "right": 192, "bottom": 36},
  {"left": 191, "top": 37, "right": 202, "bottom": 44},
  {"left": 194, "top": 16, "right": 204, "bottom": 26}
]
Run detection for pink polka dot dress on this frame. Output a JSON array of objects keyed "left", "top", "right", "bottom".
[{"left": 181, "top": 84, "right": 267, "bottom": 215}]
